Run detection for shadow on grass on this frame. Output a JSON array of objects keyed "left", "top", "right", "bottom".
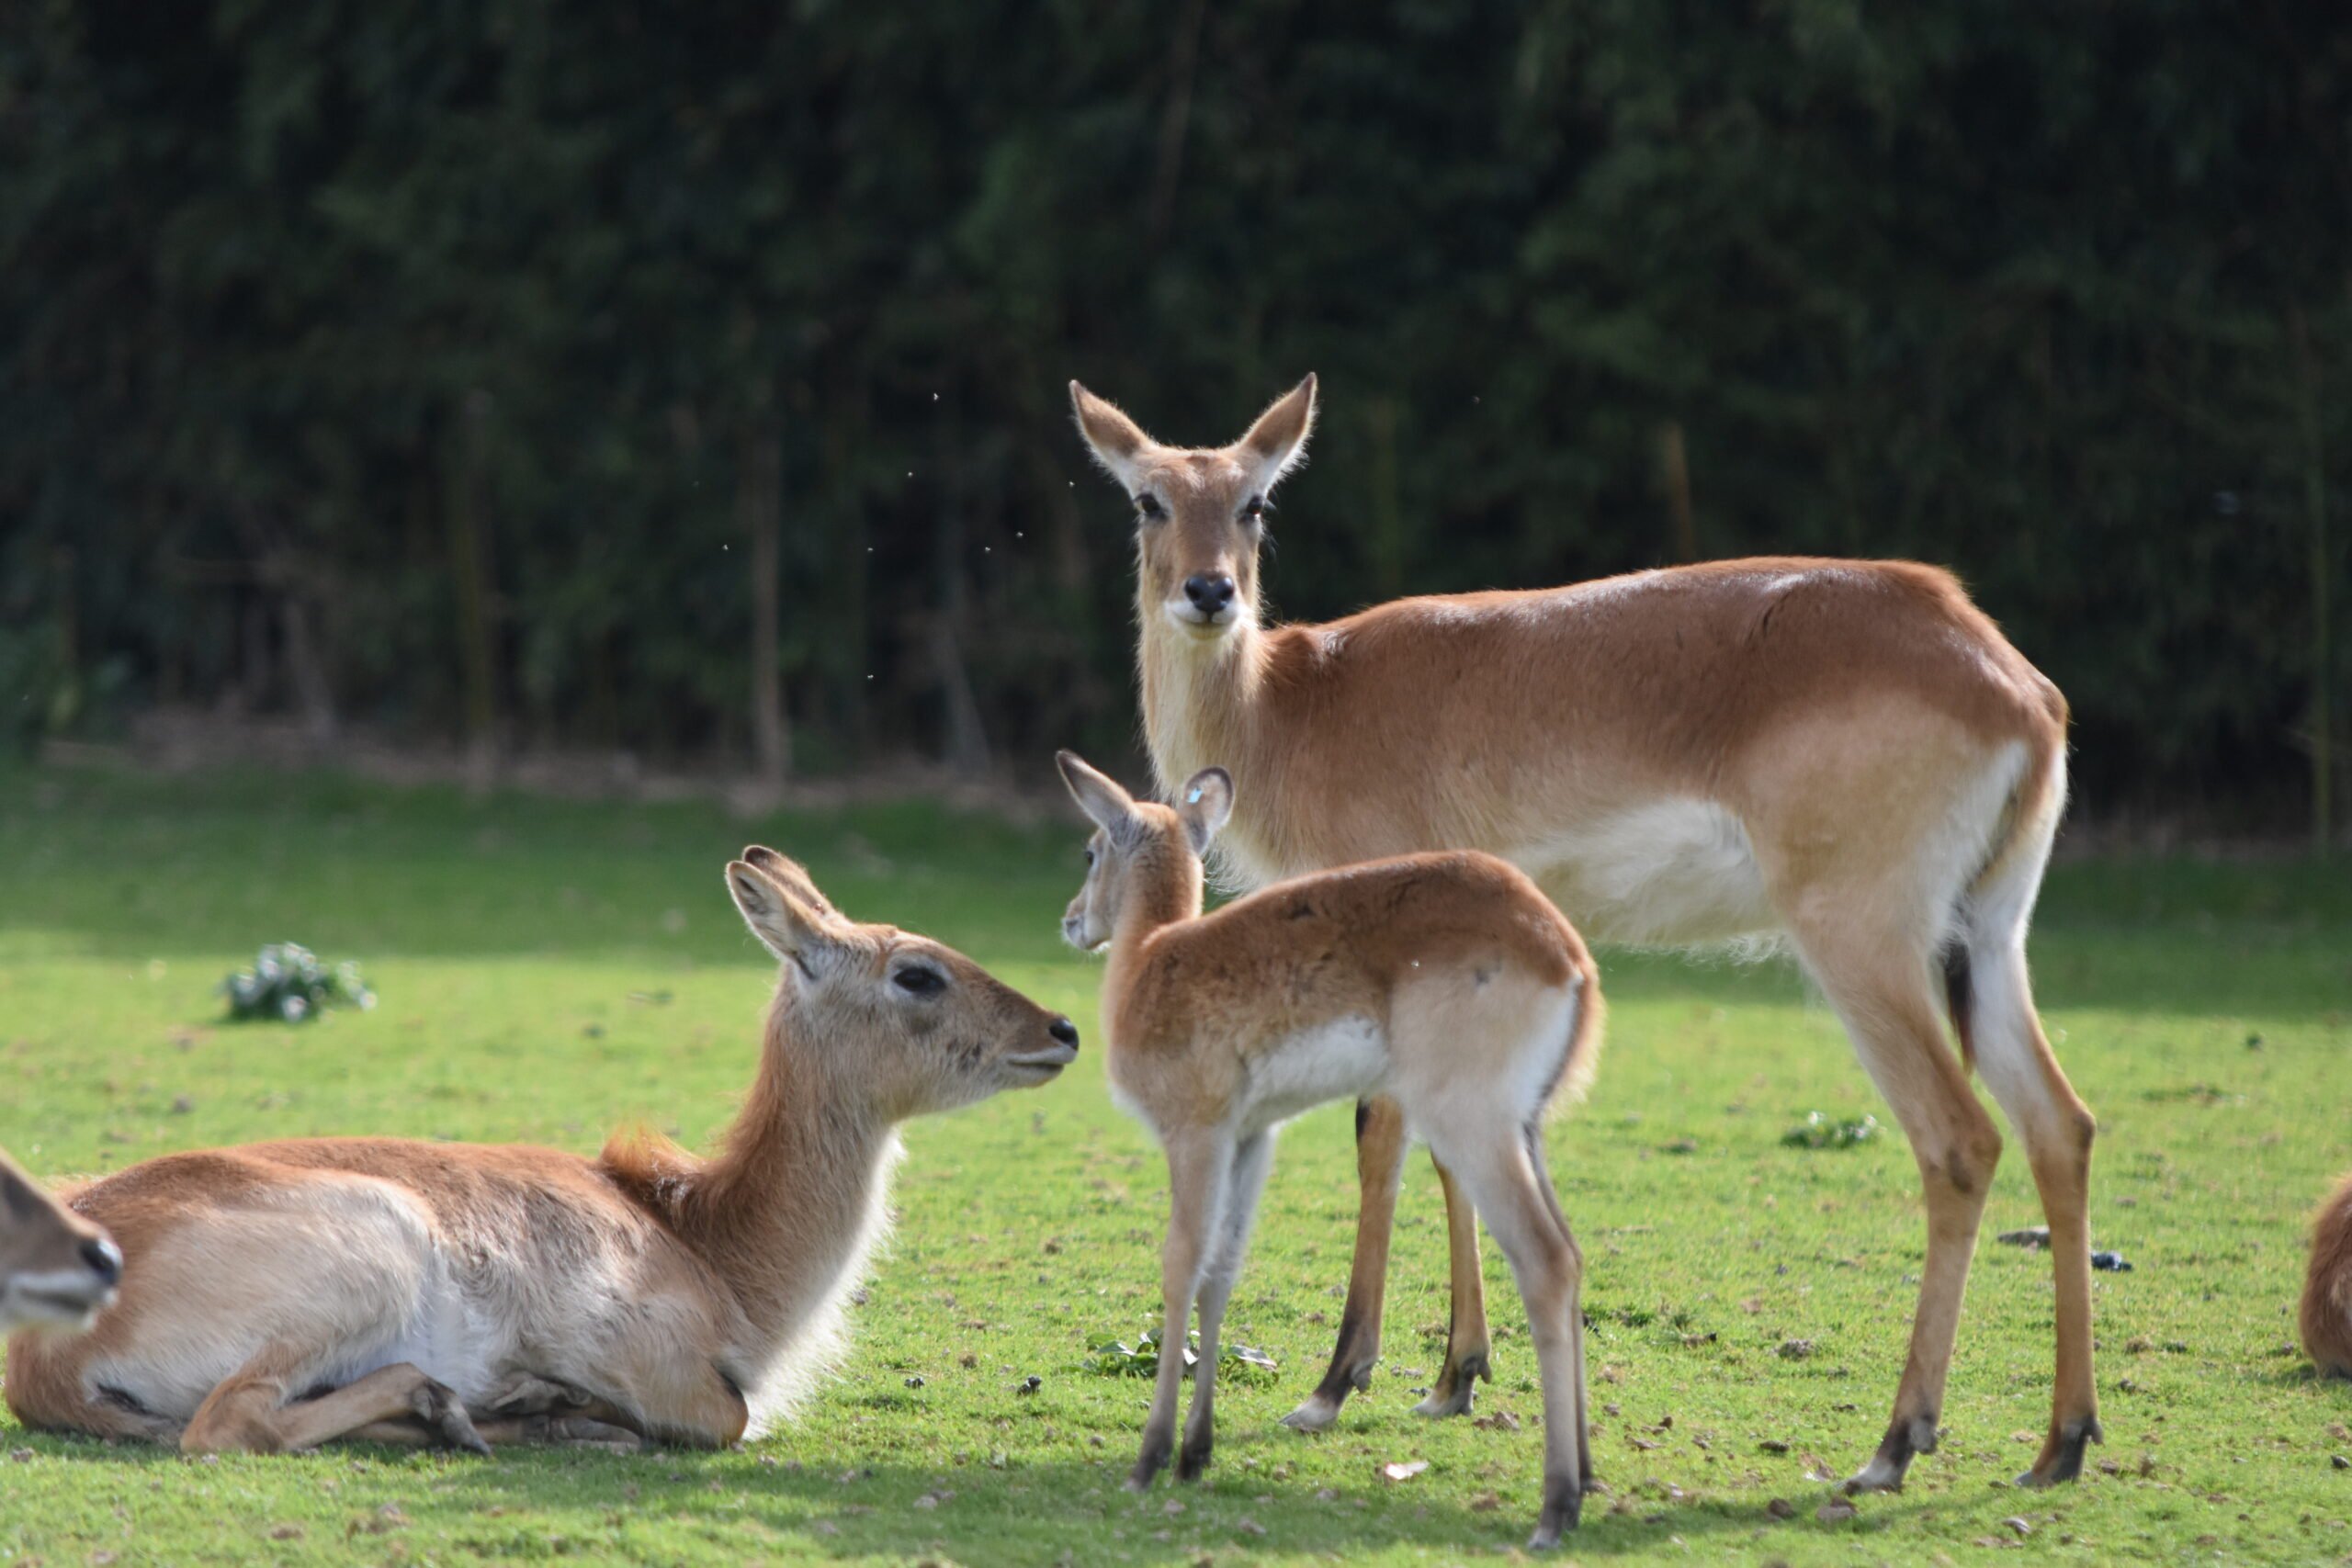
[{"left": 0, "top": 1428, "right": 1920, "bottom": 1563}]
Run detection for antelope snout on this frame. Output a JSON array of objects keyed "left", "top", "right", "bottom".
[
  {"left": 1182, "top": 573, "right": 1238, "bottom": 620},
  {"left": 81, "top": 1241, "right": 122, "bottom": 1288},
  {"left": 82, "top": 1235, "right": 122, "bottom": 1288},
  {"left": 1005, "top": 1015, "right": 1080, "bottom": 1079}
]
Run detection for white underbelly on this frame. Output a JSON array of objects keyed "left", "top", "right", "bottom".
[
  {"left": 1238, "top": 1016, "right": 1387, "bottom": 1135},
  {"left": 1522, "top": 797, "right": 1778, "bottom": 948},
  {"left": 323, "top": 1265, "right": 511, "bottom": 1403}
]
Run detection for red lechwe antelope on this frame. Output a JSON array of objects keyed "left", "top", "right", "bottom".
[
  {"left": 1069, "top": 375, "right": 2095, "bottom": 1494},
  {"left": 1057, "top": 750, "right": 1603, "bottom": 1550},
  {"left": 2304, "top": 1173, "right": 2352, "bottom": 1378},
  {"left": 1, "top": 1147, "right": 121, "bottom": 1334},
  {"left": 5, "top": 850, "right": 1079, "bottom": 1454}
]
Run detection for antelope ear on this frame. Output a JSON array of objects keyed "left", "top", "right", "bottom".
[
  {"left": 1231, "top": 374, "right": 1317, "bottom": 493},
  {"left": 1069, "top": 381, "right": 1156, "bottom": 491},
  {"left": 741, "top": 846, "right": 840, "bottom": 923},
  {"left": 1057, "top": 750, "right": 1140, "bottom": 841},
  {"left": 1173, "top": 768, "right": 1234, "bottom": 855},
  {"left": 727, "top": 861, "right": 838, "bottom": 973}
]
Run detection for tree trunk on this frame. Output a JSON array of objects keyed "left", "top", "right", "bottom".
[
  {"left": 741, "top": 419, "right": 791, "bottom": 792},
  {"left": 933, "top": 400, "right": 990, "bottom": 775},
  {"left": 2290, "top": 305, "right": 2333, "bottom": 854},
  {"left": 448, "top": 389, "right": 501, "bottom": 792},
  {"left": 1658, "top": 420, "right": 1698, "bottom": 564},
  {"left": 1368, "top": 396, "right": 1405, "bottom": 599},
  {"left": 281, "top": 589, "right": 337, "bottom": 744},
  {"left": 1148, "top": 0, "right": 1210, "bottom": 241}
]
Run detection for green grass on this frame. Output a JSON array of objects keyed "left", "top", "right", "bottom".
[{"left": 2, "top": 762, "right": 2347, "bottom": 1566}]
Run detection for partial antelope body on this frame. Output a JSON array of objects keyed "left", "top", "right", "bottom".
[
  {"left": 1057, "top": 751, "right": 1603, "bottom": 1550},
  {"left": 4, "top": 850, "right": 1079, "bottom": 1455},
  {"left": 0, "top": 1147, "right": 120, "bottom": 1335},
  {"left": 1070, "top": 376, "right": 2095, "bottom": 1494},
  {"left": 2305, "top": 1173, "right": 2352, "bottom": 1378}
]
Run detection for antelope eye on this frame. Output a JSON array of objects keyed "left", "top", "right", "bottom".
[
  {"left": 891, "top": 965, "right": 946, "bottom": 997},
  {"left": 1239, "top": 495, "right": 1266, "bottom": 525},
  {"left": 1134, "top": 493, "right": 1165, "bottom": 522},
  {"left": 1083, "top": 846, "right": 1096, "bottom": 867}
]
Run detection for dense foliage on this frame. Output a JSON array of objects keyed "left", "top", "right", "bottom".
[{"left": 3, "top": 1, "right": 2345, "bottom": 821}]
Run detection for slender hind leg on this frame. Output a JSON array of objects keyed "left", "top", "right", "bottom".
[
  {"left": 1285, "top": 1097, "right": 1408, "bottom": 1431},
  {"left": 1181, "top": 1130, "right": 1275, "bottom": 1481},
  {"left": 1964, "top": 925, "right": 2100, "bottom": 1483},
  {"left": 1415, "top": 1156, "right": 1493, "bottom": 1418},
  {"left": 181, "top": 1347, "right": 489, "bottom": 1456},
  {"left": 1431, "top": 1128, "right": 1586, "bottom": 1551},
  {"left": 1797, "top": 926, "right": 2005, "bottom": 1495},
  {"left": 1522, "top": 1127, "right": 1595, "bottom": 1491},
  {"left": 454, "top": 1374, "right": 647, "bottom": 1451},
  {"left": 1133, "top": 1129, "right": 1231, "bottom": 1490},
  {"left": 460, "top": 1416, "right": 643, "bottom": 1450}
]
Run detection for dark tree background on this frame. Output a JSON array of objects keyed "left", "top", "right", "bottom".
[{"left": 4, "top": 1, "right": 2346, "bottom": 829}]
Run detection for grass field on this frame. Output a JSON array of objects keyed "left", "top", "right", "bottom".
[{"left": 2, "top": 761, "right": 2347, "bottom": 1566}]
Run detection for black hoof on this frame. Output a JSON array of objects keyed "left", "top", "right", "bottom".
[
  {"left": 1287, "top": 1357, "right": 1374, "bottom": 1430},
  {"left": 1127, "top": 1433, "right": 1172, "bottom": 1492},
  {"left": 1844, "top": 1409, "right": 1937, "bottom": 1494},
  {"left": 413, "top": 1382, "right": 491, "bottom": 1457},
  {"left": 2018, "top": 1415, "right": 2103, "bottom": 1487},
  {"left": 1176, "top": 1431, "right": 1213, "bottom": 1482},
  {"left": 1414, "top": 1349, "right": 1490, "bottom": 1418},
  {"left": 1529, "top": 1475, "right": 1582, "bottom": 1549}
]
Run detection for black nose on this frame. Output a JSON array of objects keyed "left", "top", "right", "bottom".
[
  {"left": 1048, "top": 1016, "right": 1080, "bottom": 1049},
  {"left": 81, "top": 1236, "right": 121, "bottom": 1286},
  {"left": 1182, "top": 573, "right": 1236, "bottom": 615}
]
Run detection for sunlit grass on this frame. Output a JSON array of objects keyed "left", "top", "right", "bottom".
[{"left": 2, "top": 763, "right": 2346, "bottom": 1565}]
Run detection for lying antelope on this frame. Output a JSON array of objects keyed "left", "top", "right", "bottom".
[
  {"left": 5, "top": 850, "right": 1079, "bottom": 1454},
  {"left": 1057, "top": 751, "right": 1603, "bottom": 1550},
  {"left": 1069, "top": 376, "right": 2095, "bottom": 1493},
  {"left": 1, "top": 1147, "right": 121, "bottom": 1335},
  {"left": 2305, "top": 1172, "right": 2352, "bottom": 1379}
]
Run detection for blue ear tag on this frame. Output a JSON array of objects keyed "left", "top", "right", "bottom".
[{"left": 1187, "top": 786, "right": 1204, "bottom": 805}]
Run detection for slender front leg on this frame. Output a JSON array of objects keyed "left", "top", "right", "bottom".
[
  {"left": 1285, "top": 1096, "right": 1408, "bottom": 1432},
  {"left": 1134, "top": 1128, "right": 1232, "bottom": 1491},
  {"left": 182, "top": 1348, "right": 489, "bottom": 1457},
  {"left": 1415, "top": 1153, "right": 1493, "bottom": 1417},
  {"left": 1182, "top": 1130, "right": 1275, "bottom": 1482}
]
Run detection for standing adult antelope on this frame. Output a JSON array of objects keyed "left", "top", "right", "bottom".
[
  {"left": 1057, "top": 751, "right": 1604, "bottom": 1549},
  {"left": 1, "top": 1147, "right": 121, "bottom": 1334},
  {"left": 6, "top": 850, "right": 1080, "bottom": 1454},
  {"left": 1069, "top": 375, "right": 2094, "bottom": 1493}
]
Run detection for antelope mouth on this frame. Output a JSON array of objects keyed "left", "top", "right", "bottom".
[
  {"left": 6, "top": 1281, "right": 116, "bottom": 1325},
  {"left": 1162, "top": 601, "right": 1238, "bottom": 635},
  {"left": 1004, "top": 1043, "right": 1079, "bottom": 1077}
]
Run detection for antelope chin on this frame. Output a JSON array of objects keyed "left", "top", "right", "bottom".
[{"left": 1161, "top": 602, "right": 1238, "bottom": 637}]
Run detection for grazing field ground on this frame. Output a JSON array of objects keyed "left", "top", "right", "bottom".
[{"left": 1, "top": 762, "right": 2347, "bottom": 1566}]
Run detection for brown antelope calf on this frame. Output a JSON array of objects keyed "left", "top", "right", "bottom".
[
  {"left": 5, "top": 850, "right": 1078, "bottom": 1454},
  {"left": 1069, "top": 376, "right": 2094, "bottom": 1493},
  {"left": 1057, "top": 751, "right": 1602, "bottom": 1550},
  {"left": 1, "top": 1147, "right": 121, "bottom": 1334},
  {"left": 2305, "top": 1173, "right": 2352, "bottom": 1378}
]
